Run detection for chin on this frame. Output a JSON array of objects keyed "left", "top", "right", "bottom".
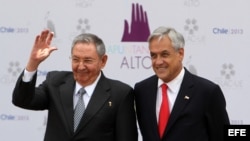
[{"left": 157, "top": 73, "right": 169, "bottom": 81}]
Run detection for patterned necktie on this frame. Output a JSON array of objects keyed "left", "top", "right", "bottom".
[
  {"left": 74, "top": 88, "right": 86, "bottom": 132},
  {"left": 158, "top": 83, "right": 170, "bottom": 138}
]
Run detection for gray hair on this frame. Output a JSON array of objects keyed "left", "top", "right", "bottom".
[
  {"left": 148, "top": 26, "right": 185, "bottom": 50},
  {"left": 71, "top": 33, "right": 106, "bottom": 57}
]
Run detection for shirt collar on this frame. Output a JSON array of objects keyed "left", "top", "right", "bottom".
[
  {"left": 75, "top": 72, "right": 102, "bottom": 97},
  {"left": 158, "top": 67, "right": 185, "bottom": 93}
]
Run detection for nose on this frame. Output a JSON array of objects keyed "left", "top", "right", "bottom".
[
  {"left": 154, "top": 56, "right": 164, "bottom": 65},
  {"left": 77, "top": 61, "right": 86, "bottom": 70}
]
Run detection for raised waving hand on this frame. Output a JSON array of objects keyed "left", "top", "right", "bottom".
[{"left": 26, "top": 29, "right": 57, "bottom": 71}]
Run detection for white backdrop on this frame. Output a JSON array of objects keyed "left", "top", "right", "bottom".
[{"left": 0, "top": 0, "right": 249, "bottom": 140}]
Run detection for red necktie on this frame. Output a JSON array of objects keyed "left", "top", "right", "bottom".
[{"left": 158, "top": 83, "right": 170, "bottom": 138}]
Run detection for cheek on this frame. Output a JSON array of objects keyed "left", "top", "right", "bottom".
[
  {"left": 72, "top": 65, "right": 77, "bottom": 71},
  {"left": 151, "top": 61, "right": 157, "bottom": 68}
]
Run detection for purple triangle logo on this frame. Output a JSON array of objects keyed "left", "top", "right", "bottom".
[{"left": 121, "top": 3, "right": 150, "bottom": 42}]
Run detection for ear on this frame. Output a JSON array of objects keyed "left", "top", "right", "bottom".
[
  {"left": 178, "top": 48, "right": 184, "bottom": 61},
  {"left": 101, "top": 54, "right": 108, "bottom": 68}
]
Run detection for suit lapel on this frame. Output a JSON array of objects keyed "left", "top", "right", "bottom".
[
  {"left": 147, "top": 76, "right": 161, "bottom": 136},
  {"left": 137, "top": 75, "right": 160, "bottom": 138},
  {"left": 165, "top": 69, "right": 195, "bottom": 133},
  {"left": 59, "top": 75, "right": 75, "bottom": 134}
]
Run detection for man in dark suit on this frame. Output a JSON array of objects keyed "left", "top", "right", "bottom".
[
  {"left": 134, "top": 26, "right": 230, "bottom": 141},
  {"left": 12, "top": 29, "right": 138, "bottom": 141}
]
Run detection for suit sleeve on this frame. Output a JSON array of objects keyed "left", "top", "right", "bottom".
[
  {"left": 12, "top": 70, "right": 49, "bottom": 110},
  {"left": 206, "top": 85, "right": 230, "bottom": 141}
]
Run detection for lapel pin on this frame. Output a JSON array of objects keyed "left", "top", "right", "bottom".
[
  {"left": 184, "top": 95, "right": 190, "bottom": 100},
  {"left": 108, "top": 101, "right": 112, "bottom": 107}
]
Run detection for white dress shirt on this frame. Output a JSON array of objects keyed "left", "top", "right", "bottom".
[
  {"left": 73, "top": 73, "right": 101, "bottom": 109},
  {"left": 156, "top": 68, "right": 185, "bottom": 123}
]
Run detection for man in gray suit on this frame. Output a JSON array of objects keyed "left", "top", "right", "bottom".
[
  {"left": 12, "top": 29, "right": 138, "bottom": 141},
  {"left": 134, "top": 26, "right": 230, "bottom": 141}
]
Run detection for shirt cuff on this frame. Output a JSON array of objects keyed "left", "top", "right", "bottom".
[{"left": 22, "top": 69, "right": 36, "bottom": 82}]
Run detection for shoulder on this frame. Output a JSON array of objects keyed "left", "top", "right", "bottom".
[
  {"left": 106, "top": 77, "right": 132, "bottom": 90},
  {"left": 134, "top": 75, "right": 158, "bottom": 88},
  {"left": 46, "top": 70, "right": 72, "bottom": 77},
  {"left": 185, "top": 69, "right": 220, "bottom": 90},
  {"left": 45, "top": 71, "right": 73, "bottom": 82},
  {"left": 101, "top": 77, "right": 134, "bottom": 101},
  {"left": 99, "top": 73, "right": 133, "bottom": 93}
]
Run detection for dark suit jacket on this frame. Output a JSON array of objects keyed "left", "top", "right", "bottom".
[
  {"left": 134, "top": 68, "right": 230, "bottom": 141},
  {"left": 12, "top": 71, "right": 138, "bottom": 141}
]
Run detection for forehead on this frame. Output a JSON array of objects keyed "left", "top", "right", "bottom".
[
  {"left": 72, "top": 42, "right": 98, "bottom": 56},
  {"left": 72, "top": 42, "right": 96, "bottom": 51}
]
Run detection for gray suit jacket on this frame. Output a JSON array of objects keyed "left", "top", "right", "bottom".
[{"left": 12, "top": 71, "right": 138, "bottom": 141}]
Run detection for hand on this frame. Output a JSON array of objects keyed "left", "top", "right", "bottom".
[
  {"left": 26, "top": 29, "right": 57, "bottom": 71},
  {"left": 121, "top": 3, "right": 150, "bottom": 42}
]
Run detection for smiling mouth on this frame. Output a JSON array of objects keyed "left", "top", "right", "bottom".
[{"left": 157, "top": 66, "right": 166, "bottom": 70}]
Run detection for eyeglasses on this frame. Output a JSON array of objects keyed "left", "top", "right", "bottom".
[{"left": 70, "top": 56, "right": 96, "bottom": 65}]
